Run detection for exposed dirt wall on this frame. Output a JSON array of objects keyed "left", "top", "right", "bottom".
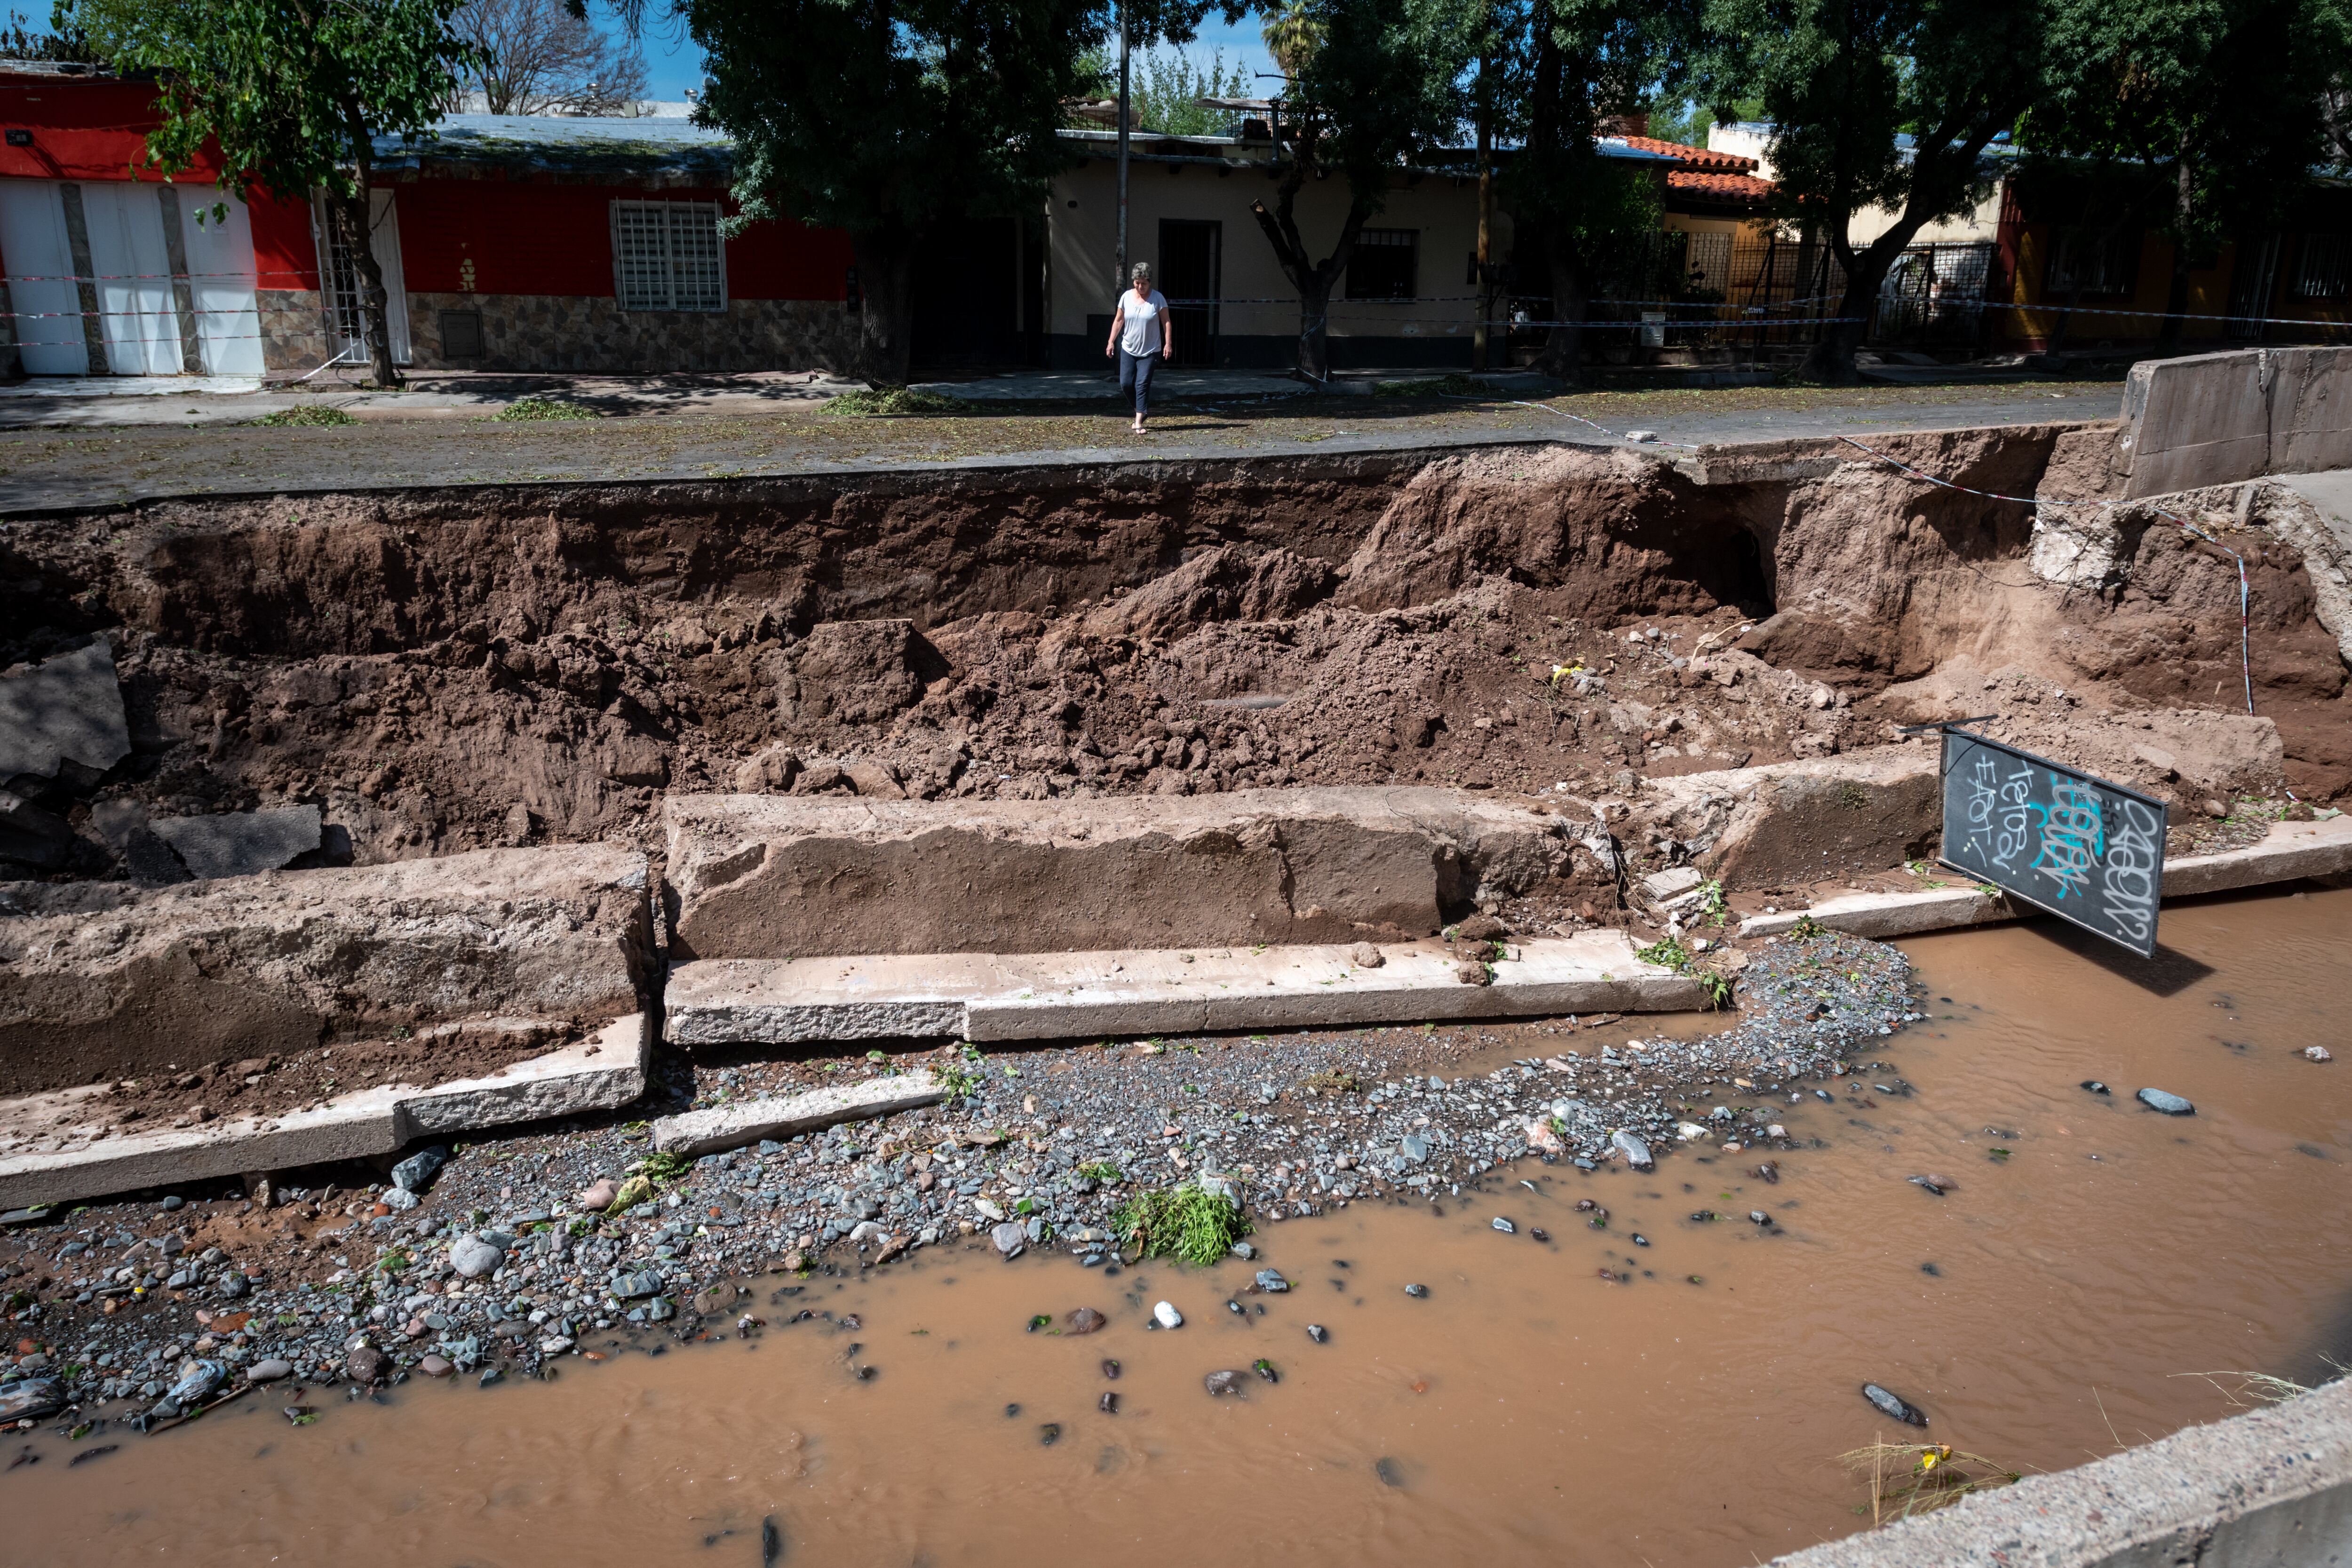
[{"left": 3, "top": 426, "right": 2344, "bottom": 884}]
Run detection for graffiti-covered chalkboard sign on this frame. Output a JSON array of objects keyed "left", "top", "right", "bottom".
[{"left": 1939, "top": 729, "right": 2168, "bottom": 957}]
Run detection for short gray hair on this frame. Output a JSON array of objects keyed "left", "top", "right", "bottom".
[{"left": 1130, "top": 262, "right": 1152, "bottom": 281}]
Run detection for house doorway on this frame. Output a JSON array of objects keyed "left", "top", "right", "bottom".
[
  {"left": 1158, "top": 219, "right": 1219, "bottom": 366},
  {"left": 312, "top": 190, "right": 412, "bottom": 367}
]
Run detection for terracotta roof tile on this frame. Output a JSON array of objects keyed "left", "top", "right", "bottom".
[
  {"left": 1667, "top": 170, "right": 1774, "bottom": 200},
  {"left": 1617, "top": 134, "right": 1759, "bottom": 173}
]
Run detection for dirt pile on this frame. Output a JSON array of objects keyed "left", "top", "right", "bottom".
[{"left": 1, "top": 428, "right": 2343, "bottom": 885}]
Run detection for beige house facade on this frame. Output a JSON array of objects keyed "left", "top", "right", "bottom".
[{"left": 1043, "top": 127, "right": 1512, "bottom": 369}]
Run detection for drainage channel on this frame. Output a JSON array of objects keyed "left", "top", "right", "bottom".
[{"left": 3, "top": 883, "right": 2347, "bottom": 1567}]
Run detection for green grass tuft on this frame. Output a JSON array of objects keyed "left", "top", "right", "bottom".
[
  {"left": 493, "top": 396, "right": 598, "bottom": 421},
  {"left": 1112, "top": 1179, "right": 1250, "bottom": 1266},
  {"left": 1635, "top": 937, "right": 1692, "bottom": 970},
  {"left": 1372, "top": 372, "right": 1502, "bottom": 398},
  {"left": 823, "top": 385, "right": 968, "bottom": 417},
  {"left": 252, "top": 404, "right": 357, "bottom": 427}
]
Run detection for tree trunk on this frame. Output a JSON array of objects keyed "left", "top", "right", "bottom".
[
  {"left": 1295, "top": 275, "right": 1332, "bottom": 382},
  {"left": 1797, "top": 225, "right": 1919, "bottom": 384},
  {"left": 2158, "top": 151, "right": 2194, "bottom": 350},
  {"left": 1248, "top": 179, "right": 1370, "bottom": 383},
  {"left": 1533, "top": 242, "right": 1586, "bottom": 382},
  {"left": 328, "top": 189, "right": 400, "bottom": 390},
  {"left": 850, "top": 230, "right": 917, "bottom": 384}
]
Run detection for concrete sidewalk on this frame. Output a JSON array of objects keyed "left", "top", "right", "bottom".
[
  {"left": 0, "top": 378, "right": 2126, "bottom": 514},
  {"left": 0, "top": 368, "right": 866, "bottom": 431}
]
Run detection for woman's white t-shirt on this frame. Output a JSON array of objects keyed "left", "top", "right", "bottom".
[{"left": 1116, "top": 289, "right": 1168, "bottom": 355}]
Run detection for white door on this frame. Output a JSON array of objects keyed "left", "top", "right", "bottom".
[
  {"left": 80, "top": 181, "right": 182, "bottom": 375},
  {"left": 0, "top": 181, "right": 90, "bottom": 374},
  {"left": 175, "top": 185, "right": 264, "bottom": 375},
  {"left": 312, "top": 189, "right": 410, "bottom": 365}
]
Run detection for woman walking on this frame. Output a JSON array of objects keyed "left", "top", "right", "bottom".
[{"left": 1104, "top": 263, "right": 1173, "bottom": 434}]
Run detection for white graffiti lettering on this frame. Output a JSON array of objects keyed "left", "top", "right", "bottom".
[
  {"left": 2101, "top": 798, "right": 2164, "bottom": 944},
  {"left": 1993, "top": 763, "right": 2034, "bottom": 868}
]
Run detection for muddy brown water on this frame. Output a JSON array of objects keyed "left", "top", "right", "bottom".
[{"left": 9, "top": 885, "right": 2351, "bottom": 1565}]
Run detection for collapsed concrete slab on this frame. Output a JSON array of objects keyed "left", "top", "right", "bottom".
[
  {"left": 0, "top": 638, "right": 130, "bottom": 788},
  {"left": 665, "top": 931, "right": 1706, "bottom": 1048},
  {"left": 1737, "top": 815, "right": 2352, "bottom": 939},
  {"left": 1636, "top": 745, "right": 1942, "bottom": 891},
  {"left": 663, "top": 788, "right": 1607, "bottom": 959},
  {"left": 0, "top": 1014, "right": 650, "bottom": 1210},
  {"left": 0, "top": 844, "right": 655, "bottom": 1098},
  {"left": 652, "top": 1070, "right": 947, "bottom": 1157}
]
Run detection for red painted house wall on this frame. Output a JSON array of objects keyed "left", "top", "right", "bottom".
[
  {"left": 390, "top": 178, "right": 850, "bottom": 301},
  {"left": 249, "top": 191, "right": 319, "bottom": 292},
  {"left": 0, "top": 73, "right": 207, "bottom": 182}
]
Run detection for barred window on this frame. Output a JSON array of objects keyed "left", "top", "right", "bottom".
[
  {"left": 2044, "top": 228, "right": 2136, "bottom": 296},
  {"left": 1345, "top": 228, "right": 1418, "bottom": 300},
  {"left": 2295, "top": 235, "right": 2352, "bottom": 299},
  {"left": 612, "top": 199, "right": 726, "bottom": 312}
]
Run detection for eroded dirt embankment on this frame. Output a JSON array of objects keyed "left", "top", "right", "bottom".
[{"left": 2, "top": 425, "right": 2343, "bottom": 880}]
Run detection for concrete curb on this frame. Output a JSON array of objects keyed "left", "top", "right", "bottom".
[
  {"left": 651, "top": 1071, "right": 947, "bottom": 1157},
  {"left": 664, "top": 932, "right": 1705, "bottom": 1049},
  {"left": 0, "top": 1014, "right": 650, "bottom": 1208},
  {"left": 1737, "top": 818, "right": 2352, "bottom": 940},
  {"left": 1773, "top": 1377, "right": 2352, "bottom": 1567}
]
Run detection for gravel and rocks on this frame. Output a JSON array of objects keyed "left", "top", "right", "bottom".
[{"left": 0, "top": 927, "right": 1916, "bottom": 1439}]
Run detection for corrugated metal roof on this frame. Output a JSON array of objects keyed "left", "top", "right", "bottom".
[{"left": 371, "top": 113, "right": 735, "bottom": 176}]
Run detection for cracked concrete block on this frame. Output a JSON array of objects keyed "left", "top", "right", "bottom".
[
  {"left": 661, "top": 788, "right": 1581, "bottom": 959},
  {"left": 0, "top": 639, "right": 131, "bottom": 785},
  {"left": 148, "top": 804, "right": 323, "bottom": 880},
  {"left": 0, "top": 844, "right": 654, "bottom": 1098},
  {"left": 1637, "top": 745, "right": 1941, "bottom": 890}
]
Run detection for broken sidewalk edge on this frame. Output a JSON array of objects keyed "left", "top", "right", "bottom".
[
  {"left": 0, "top": 1013, "right": 651, "bottom": 1210},
  {"left": 1734, "top": 816, "right": 2352, "bottom": 940}
]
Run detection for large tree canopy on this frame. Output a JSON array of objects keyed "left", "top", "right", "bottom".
[
  {"left": 2023, "top": 0, "right": 2343, "bottom": 345},
  {"left": 626, "top": 0, "right": 1110, "bottom": 382},
  {"left": 1249, "top": 0, "right": 1472, "bottom": 380},
  {"left": 64, "top": 0, "right": 477, "bottom": 389},
  {"left": 1494, "top": 0, "right": 1700, "bottom": 380},
  {"left": 1694, "top": 0, "right": 2047, "bottom": 382}
]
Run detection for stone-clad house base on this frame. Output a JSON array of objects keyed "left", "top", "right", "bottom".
[{"left": 259, "top": 289, "right": 862, "bottom": 376}]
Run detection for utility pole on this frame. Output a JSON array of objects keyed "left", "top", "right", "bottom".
[
  {"left": 1116, "top": 0, "right": 1131, "bottom": 297},
  {"left": 1472, "top": 45, "right": 1493, "bottom": 372}
]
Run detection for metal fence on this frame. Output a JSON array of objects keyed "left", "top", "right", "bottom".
[{"left": 1507, "top": 233, "right": 1998, "bottom": 358}]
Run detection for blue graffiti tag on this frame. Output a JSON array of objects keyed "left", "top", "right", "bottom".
[{"left": 2028, "top": 773, "right": 2106, "bottom": 899}]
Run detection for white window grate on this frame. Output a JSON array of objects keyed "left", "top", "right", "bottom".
[
  {"left": 612, "top": 199, "right": 726, "bottom": 312},
  {"left": 2295, "top": 235, "right": 2352, "bottom": 300}
]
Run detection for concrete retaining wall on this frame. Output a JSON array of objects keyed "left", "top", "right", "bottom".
[
  {"left": 2119, "top": 347, "right": 2352, "bottom": 499},
  {"left": 0, "top": 844, "right": 655, "bottom": 1097},
  {"left": 662, "top": 788, "right": 1606, "bottom": 959},
  {"left": 1775, "top": 1377, "right": 2352, "bottom": 1567}
]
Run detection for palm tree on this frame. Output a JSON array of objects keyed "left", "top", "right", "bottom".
[{"left": 1262, "top": 0, "right": 1324, "bottom": 78}]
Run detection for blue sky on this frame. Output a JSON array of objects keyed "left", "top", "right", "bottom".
[{"left": 597, "top": 7, "right": 1279, "bottom": 104}]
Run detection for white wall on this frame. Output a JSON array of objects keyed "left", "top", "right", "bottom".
[
  {"left": 1047, "top": 155, "right": 1505, "bottom": 344},
  {"left": 1703, "top": 121, "right": 2003, "bottom": 247}
]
